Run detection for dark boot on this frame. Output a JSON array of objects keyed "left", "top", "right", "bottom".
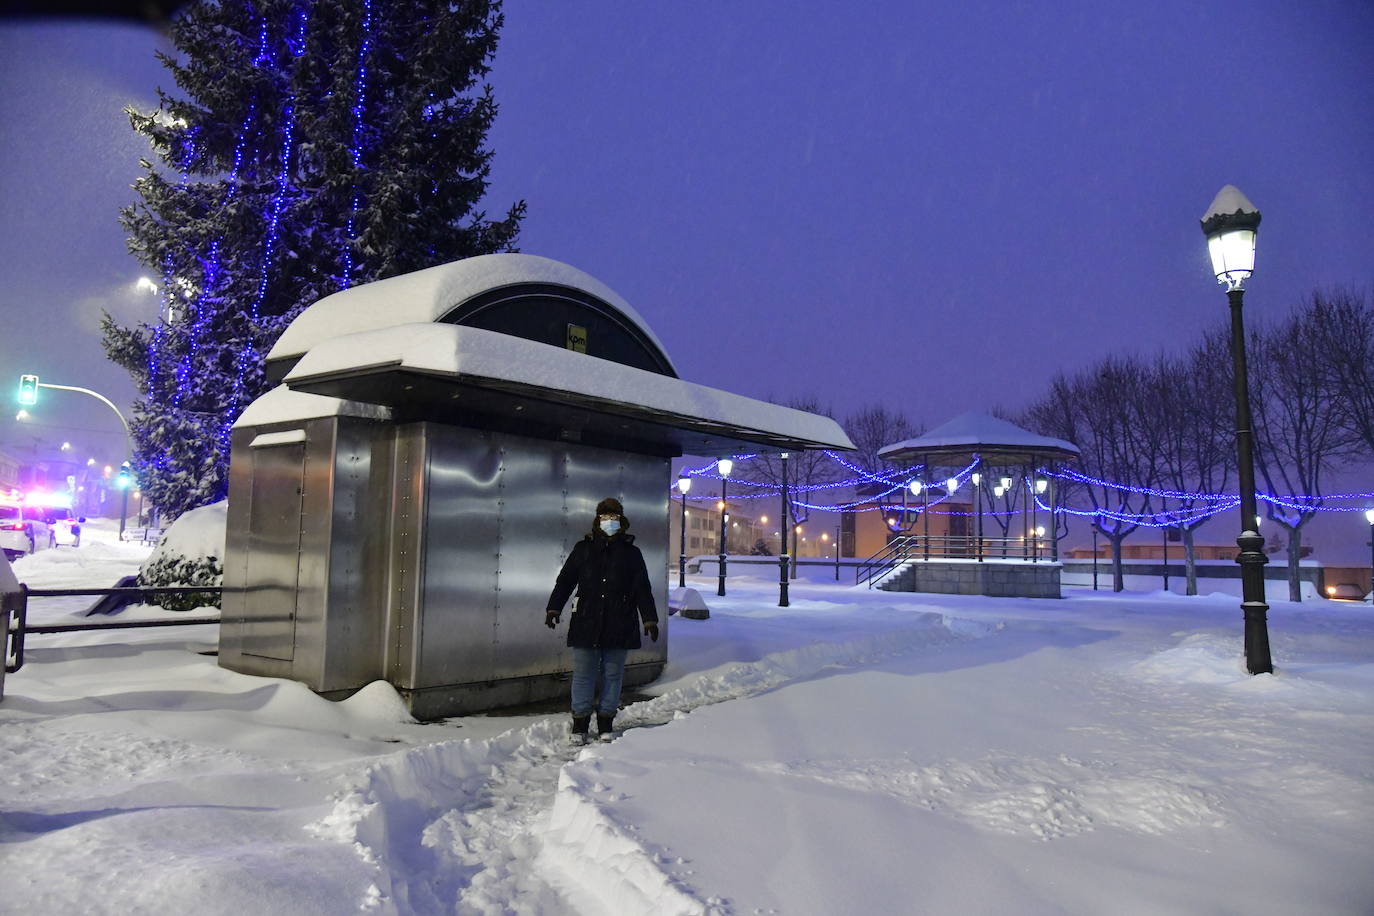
[
  {"left": 570, "top": 714, "right": 591, "bottom": 746},
  {"left": 596, "top": 713, "right": 615, "bottom": 742}
]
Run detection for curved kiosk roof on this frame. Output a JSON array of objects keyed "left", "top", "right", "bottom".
[
  {"left": 268, "top": 253, "right": 678, "bottom": 380},
  {"left": 262, "top": 254, "right": 852, "bottom": 456}
]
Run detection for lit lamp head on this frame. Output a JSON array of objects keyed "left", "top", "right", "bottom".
[
  {"left": 677, "top": 475, "right": 692, "bottom": 495},
  {"left": 1201, "top": 185, "right": 1261, "bottom": 291},
  {"left": 717, "top": 457, "right": 733, "bottom": 478},
  {"left": 1000, "top": 476, "right": 1013, "bottom": 490},
  {"left": 971, "top": 472, "right": 981, "bottom": 486},
  {"left": 1035, "top": 478, "right": 1048, "bottom": 494},
  {"left": 993, "top": 485, "right": 1005, "bottom": 498},
  {"left": 945, "top": 477, "right": 959, "bottom": 495},
  {"left": 1365, "top": 509, "right": 1374, "bottom": 525},
  {"left": 909, "top": 479, "right": 923, "bottom": 496}
]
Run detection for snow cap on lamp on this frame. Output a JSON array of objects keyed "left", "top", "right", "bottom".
[{"left": 1201, "top": 185, "right": 1261, "bottom": 290}]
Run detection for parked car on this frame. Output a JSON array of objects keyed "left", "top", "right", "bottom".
[
  {"left": 0, "top": 503, "right": 54, "bottom": 560},
  {"left": 45, "top": 506, "right": 84, "bottom": 547}
]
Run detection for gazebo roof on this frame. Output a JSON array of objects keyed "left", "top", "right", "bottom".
[{"left": 877, "top": 412, "right": 1079, "bottom": 465}]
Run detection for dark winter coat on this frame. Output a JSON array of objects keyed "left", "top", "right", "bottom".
[{"left": 546, "top": 533, "right": 658, "bottom": 650}]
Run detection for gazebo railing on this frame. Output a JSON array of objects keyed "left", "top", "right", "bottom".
[
  {"left": 913, "top": 534, "right": 1051, "bottom": 561},
  {"left": 857, "top": 535, "right": 1055, "bottom": 589}
]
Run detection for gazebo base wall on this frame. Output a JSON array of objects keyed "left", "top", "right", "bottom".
[{"left": 879, "top": 560, "right": 1061, "bottom": 599}]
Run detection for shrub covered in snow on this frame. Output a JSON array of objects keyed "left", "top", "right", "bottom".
[{"left": 138, "top": 500, "right": 227, "bottom": 611}]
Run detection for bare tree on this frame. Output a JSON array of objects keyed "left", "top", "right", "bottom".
[
  {"left": 732, "top": 395, "right": 842, "bottom": 547},
  {"left": 1149, "top": 341, "right": 1235, "bottom": 595},
  {"left": 1018, "top": 375, "right": 1082, "bottom": 551},
  {"left": 1306, "top": 287, "right": 1374, "bottom": 455},
  {"left": 1248, "top": 305, "right": 1356, "bottom": 601},
  {"left": 841, "top": 404, "right": 919, "bottom": 475},
  {"left": 1022, "top": 356, "right": 1161, "bottom": 591}
]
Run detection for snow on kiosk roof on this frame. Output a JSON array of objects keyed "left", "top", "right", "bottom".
[
  {"left": 267, "top": 253, "right": 678, "bottom": 381},
  {"left": 878, "top": 411, "right": 1079, "bottom": 464},
  {"left": 276, "top": 256, "right": 852, "bottom": 455},
  {"left": 283, "top": 322, "right": 850, "bottom": 454}
]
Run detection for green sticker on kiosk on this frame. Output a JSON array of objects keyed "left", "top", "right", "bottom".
[{"left": 566, "top": 324, "right": 587, "bottom": 353}]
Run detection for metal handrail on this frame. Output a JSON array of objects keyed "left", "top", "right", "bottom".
[
  {"left": 854, "top": 533, "right": 1058, "bottom": 590},
  {"left": 909, "top": 535, "right": 1050, "bottom": 560},
  {"left": 5, "top": 584, "right": 222, "bottom": 674},
  {"left": 856, "top": 536, "right": 915, "bottom": 589}
]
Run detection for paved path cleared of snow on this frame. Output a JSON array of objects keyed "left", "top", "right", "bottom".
[{"left": 3, "top": 544, "right": 1373, "bottom": 915}]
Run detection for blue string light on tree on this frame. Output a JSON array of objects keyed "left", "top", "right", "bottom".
[
  {"left": 221, "top": 5, "right": 311, "bottom": 448},
  {"left": 342, "top": 0, "right": 376, "bottom": 289}
]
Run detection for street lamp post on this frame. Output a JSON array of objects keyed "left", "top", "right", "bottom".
[
  {"left": 834, "top": 525, "right": 841, "bottom": 580},
  {"left": 1365, "top": 508, "right": 1374, "bottom": 603},
  {"left": 717, "top": 458, "right": 733, "bottom": 597},
  {"left": 971, "top": 472, "right": 983, "bottom": 561},
  {"left": 1092, "top": 523, "right": 1099, "bottom": 591},
  {"left": 677, "top": 475, "right": 692, "bottom": 588},
  {"left": 779, "top": 452, "right": 790, "bottom": 607},
  {"left": 116, "top": 462, "right": 132, "bottom": 540},
  {"left": 1203, "top": 184, "right": 1272, "bottom": 675}
]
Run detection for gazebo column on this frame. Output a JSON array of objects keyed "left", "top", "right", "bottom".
[
  {"left": 1049, "top": 465, "right": 1059, "bottom": 562},
  {"left": 922, "top": 453, "right": 930, "bottom": 561},
  {"left": 1022, "top": 462, "right": 1031, "bottom": 561}
]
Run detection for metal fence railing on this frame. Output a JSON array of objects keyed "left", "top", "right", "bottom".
[
  {"left": 855, "top": 535, "right": 1056, "bottom": 589},
  {"left": 4, "top": 585, "right": 221, "bottom": 675}
]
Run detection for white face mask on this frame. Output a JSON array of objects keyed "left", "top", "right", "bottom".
[{"left": 599, "top": 518, "right": 621, "bottom": 536}]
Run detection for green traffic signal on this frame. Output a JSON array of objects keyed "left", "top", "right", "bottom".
[
  {"left": 117, "top": 462, "right": 133, "bottom": 490},
  {"left": 18, "top": 374, "right": 38, "bottom": 406}
]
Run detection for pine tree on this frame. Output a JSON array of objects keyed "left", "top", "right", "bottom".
[{"left": 105, "top": 0, "right": 524, "bottom": 518}]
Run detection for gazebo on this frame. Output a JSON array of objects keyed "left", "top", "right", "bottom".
[{"left": 868, "top": 412, "right": 1079, "bottom": 598}]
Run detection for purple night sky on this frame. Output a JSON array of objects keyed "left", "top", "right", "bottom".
[{"left": 1, "top": 2, "right": 1371, "bottom": 478}]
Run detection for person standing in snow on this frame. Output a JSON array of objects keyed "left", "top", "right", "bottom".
[{"left": 545, "top": 497, "right": 660, "bottom": 745}]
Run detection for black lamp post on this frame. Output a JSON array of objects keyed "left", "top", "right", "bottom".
[
  {"left": 833, "top": 525, "right": 841, "bottom": 580},
  {"left": 972, "top": 471, "right": 983, "bottom": 561},
  {"left": 116, "top": 461, "right": 132, "bottom": 541},
  {"left": 1202, "top": 184, "right": 1273, "bottom": 675},
  {"left": 677, "top": 474, "right": 691, "bottom": 588},
  {"left": 716, "top": 457, "right": 732, "bottom": 597},
  {"left": 779, "top": 452, "right": 790, "bottom": 607},
  {"left": 1365, "top": 508, "right": 1374, "bottom": 604}
]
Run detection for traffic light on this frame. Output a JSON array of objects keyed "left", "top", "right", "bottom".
[
  {"left": 116, "top": 462, "right": 133, "bottom": 490},
  {"left": 18, "top": 374, "right": 38, "bottom": 406}
]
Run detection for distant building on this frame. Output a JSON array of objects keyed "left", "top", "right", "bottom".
[{"left": 0, "top": 449, "right": 19, "bottom": 494}]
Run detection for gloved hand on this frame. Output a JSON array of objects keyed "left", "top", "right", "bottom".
[
  {"left": 644, "top": 622, "right": 659, "bottom": 642},
  {"left": 545, "top": 610, "right": 561, "bottom": 629}
]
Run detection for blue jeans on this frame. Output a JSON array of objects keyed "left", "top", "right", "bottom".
[{"left": 571, "top": 647, "right": 629, "bottom": 717}]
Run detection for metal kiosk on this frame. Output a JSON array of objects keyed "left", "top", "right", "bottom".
[{"left": 220, "top": 254, "right": 852, "bottom": 719}]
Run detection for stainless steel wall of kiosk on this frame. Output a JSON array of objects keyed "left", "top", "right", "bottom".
[{"left": 221, "top": 416, "right": 668, "bottom": 718}]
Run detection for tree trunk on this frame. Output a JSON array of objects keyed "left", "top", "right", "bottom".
[
  {"left": 1182, "top": 527, "right": 1198, "bottom": 596},
  {"left": 1109, "top": 532, "right": 1127, "bottom": 592},
  {"left": 1286, "top": 524, "right": 1303, "bottom": 602}
]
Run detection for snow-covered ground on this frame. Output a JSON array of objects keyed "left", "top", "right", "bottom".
[{"left": 3, "top": 545, "right": 1372, "bottom": 915}]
